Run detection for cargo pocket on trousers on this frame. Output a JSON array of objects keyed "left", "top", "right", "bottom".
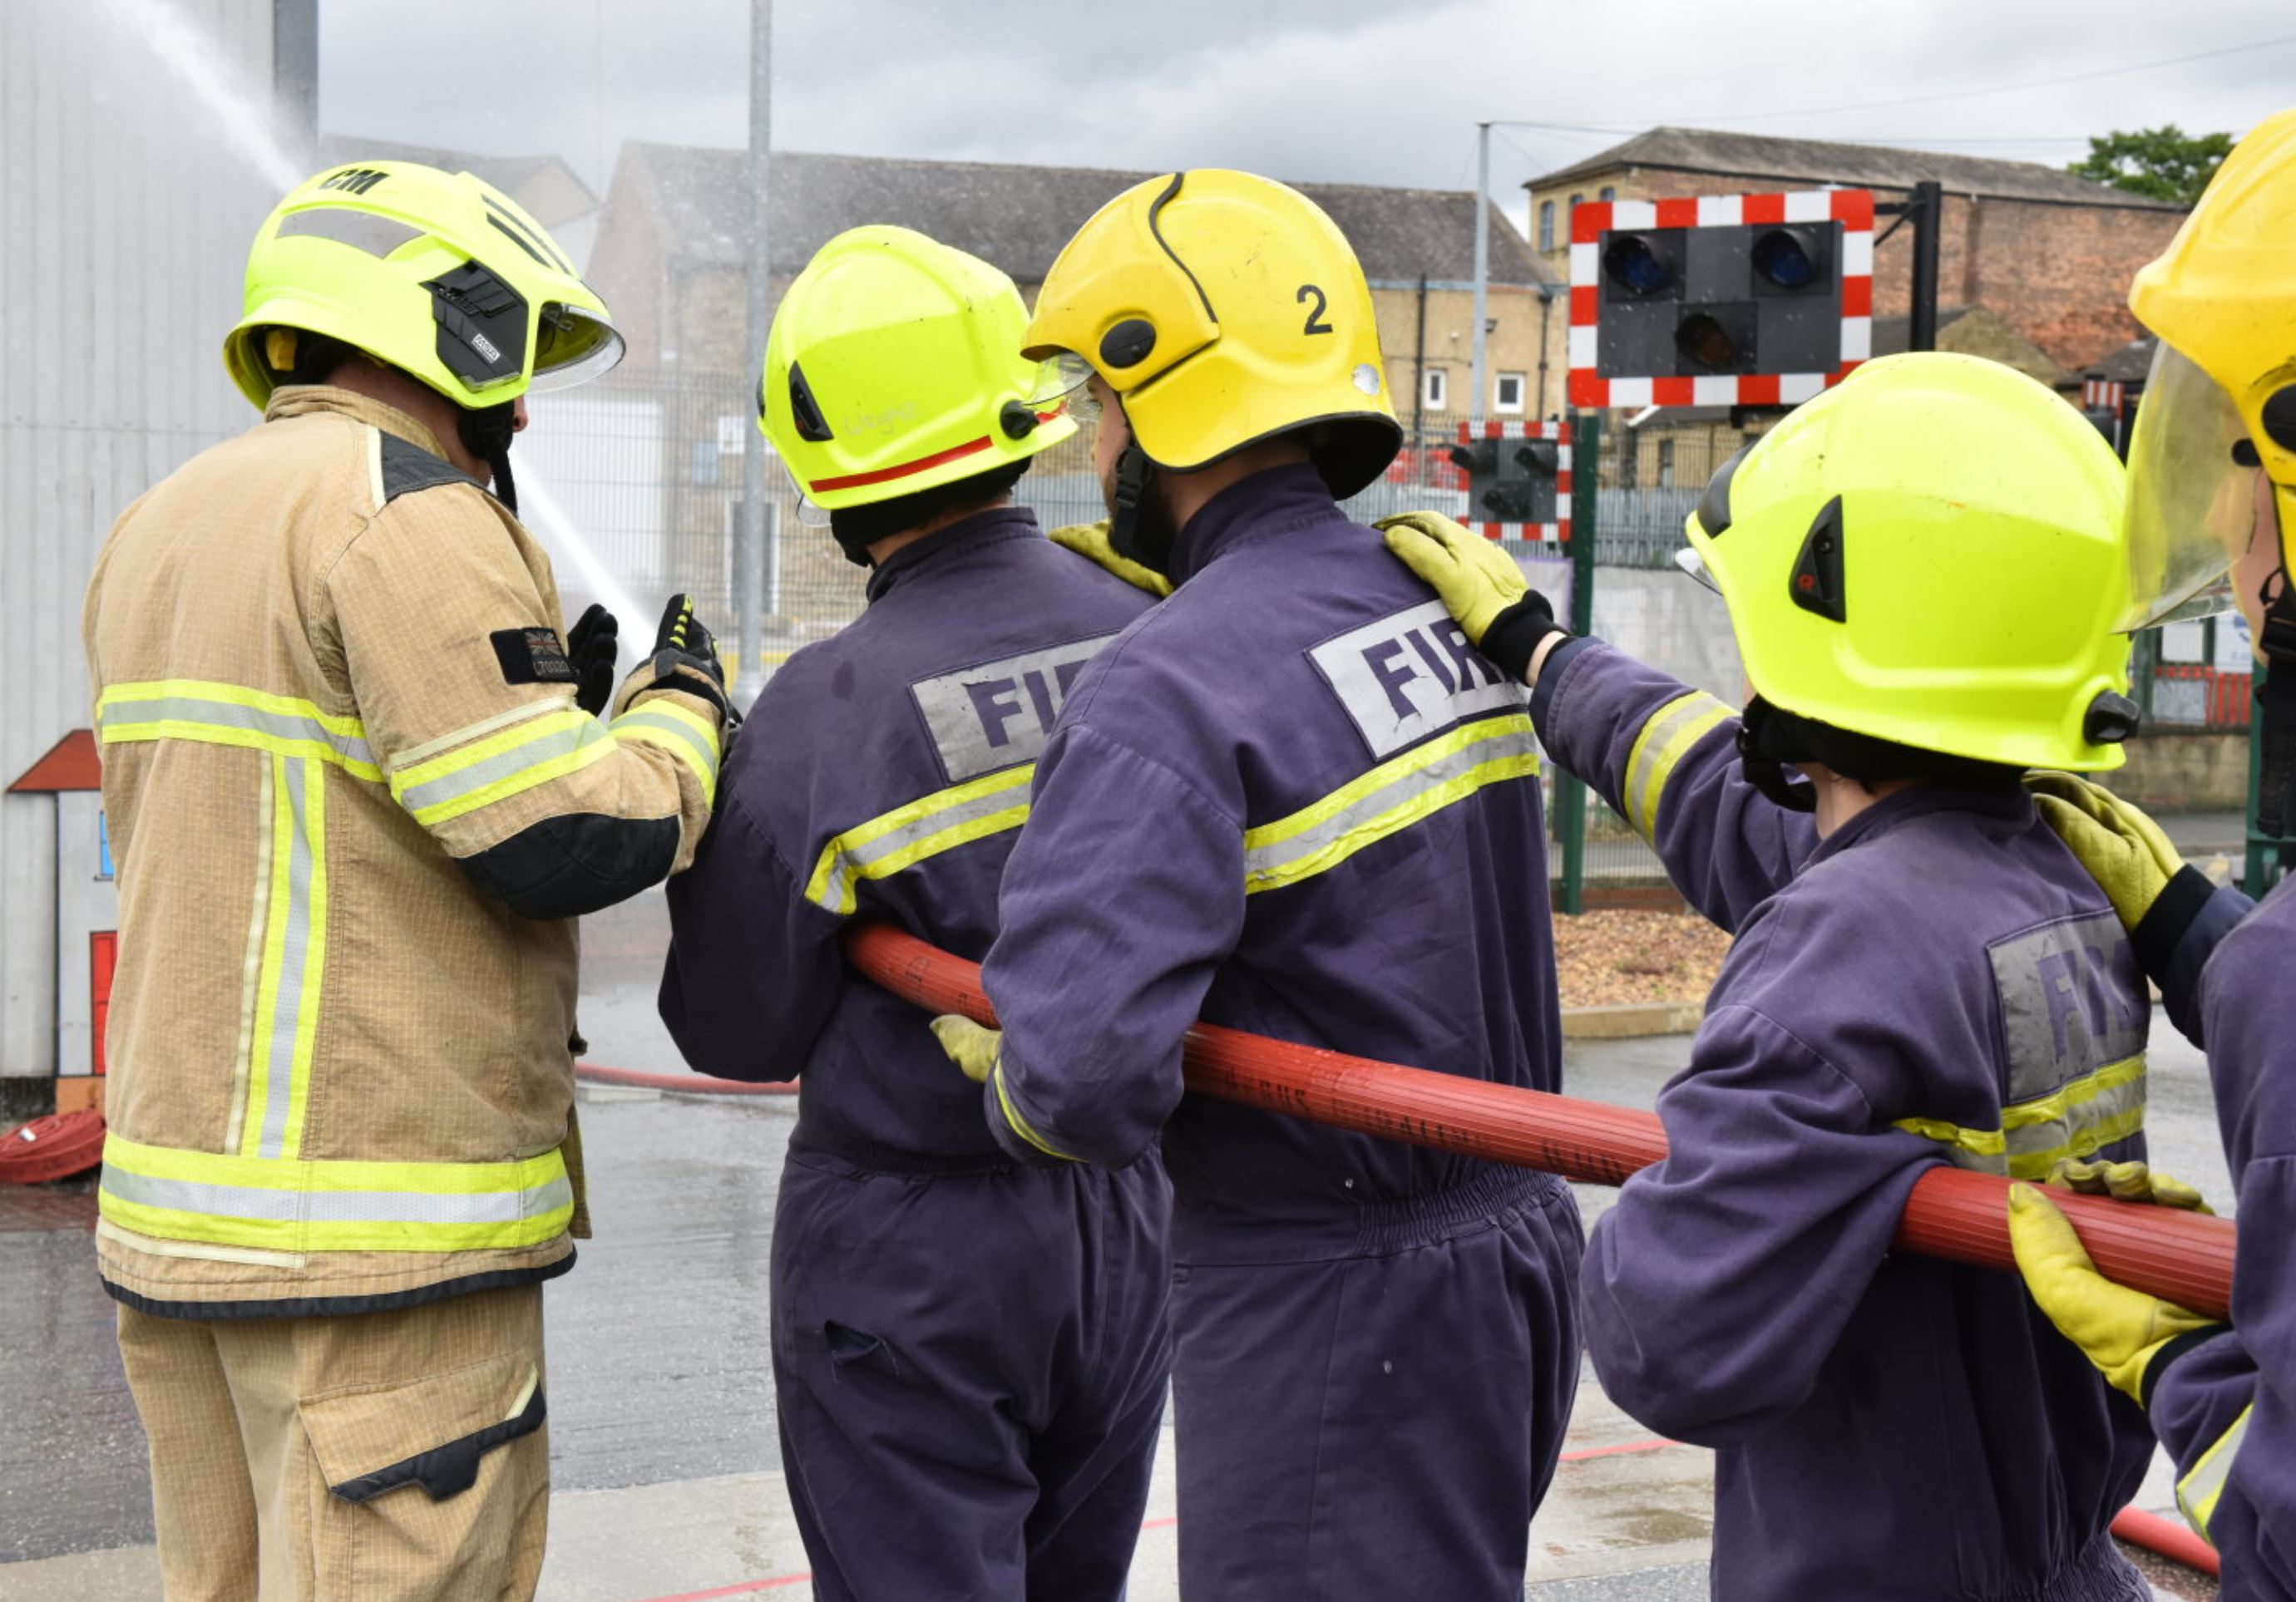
[
  {"left": 823, "top": 1320, "right": 905, "bottom": 1384},
  {"left": 300, "top": 1353, "right": 548, "bottom": 1600}
]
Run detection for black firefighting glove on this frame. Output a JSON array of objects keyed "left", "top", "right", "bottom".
[
  {"left": 566, "top": 604, "right": 620, "bottom": 718},
  {"left": 615, "top": 594, "right": 738, "bottom": 727}
]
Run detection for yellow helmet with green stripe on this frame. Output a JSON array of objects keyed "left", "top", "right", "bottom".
[
  {"left": 225, "top": 160, "right": 623, "bottom": 410},
  {"left": 760, "top": 226, "right": 1081, "bottom": 510},
  {"left": 1684, "top": 352, "right": 2132, "bottom": 771}
]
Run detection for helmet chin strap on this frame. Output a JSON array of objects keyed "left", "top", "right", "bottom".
[
  {"left": 1736, "top": 697, "right": 1820, "bottom": 814},
  {"left": 2254, "top": 568, "right": 2296, "bottom": 836},
  {"left": 459, "top": 400, "right": 519, "bottom": 515},
  {"left": 1108, "top": 441, "right": 1179, "bottom": 579}
]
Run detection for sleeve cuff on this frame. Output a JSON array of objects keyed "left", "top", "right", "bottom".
[
  {"left": 2142, "top": 1321, "right": 2234, "bottom": 1412},
  {"left": 980, "top": 1062, "right": 1083, "bottom": 1168},
  {"left": 2131, "top": 865, "right": 2218, "bottom": 986},
  {"left": 1528, "top": 635, "right": 1600, "bottom": 735}
]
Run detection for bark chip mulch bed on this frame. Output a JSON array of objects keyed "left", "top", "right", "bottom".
[{"left": 1553, "top": 909, "right": 1731, "bottom": 1009}]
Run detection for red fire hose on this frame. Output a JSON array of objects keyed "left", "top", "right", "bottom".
[
  {"left": 2108, "top": 1507, "right": 2220, "bottom": 1577},
  {"left": 842, "top": 924, "right": 2238, "bottom": 1319},
  {"left": 846, "top": 924, "right": 2234, "bottom": 1572},
  {"left": 575, "top": 1062, "right": 797, "bottom": 1096}
]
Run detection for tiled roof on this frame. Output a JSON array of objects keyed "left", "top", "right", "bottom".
[
  {"left": 610, "top": 145, "right": 1553, "bottom": 287},
  {"left": 1530, "top": 127, "right": 2181, "bottom": 210}
]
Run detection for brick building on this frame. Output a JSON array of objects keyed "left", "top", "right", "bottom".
[
  {"left": 585, "top": 143, "right": 1556, "bottom": 428},
  {"left": 1523, "top": 127, "right": 2185, "bottom": 413},
  {"left": 560, "top": 146, "right": 1554, "bottom": 638}
]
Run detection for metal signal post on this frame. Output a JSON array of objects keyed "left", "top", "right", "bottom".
[
  {"left": 737, "top": 0, "right": 775, "bottom": 703},
  {"left": 1874, "top": 179, "right": 1943, "bottom": 352}
]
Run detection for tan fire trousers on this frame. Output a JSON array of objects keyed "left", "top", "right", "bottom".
[{"left": 116, "top": 1283, "right": 549, "bottom": 1601}]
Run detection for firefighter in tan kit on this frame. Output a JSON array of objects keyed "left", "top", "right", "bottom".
[{"left": 81, "top": 160, "right": 729, "bottom": 1600}]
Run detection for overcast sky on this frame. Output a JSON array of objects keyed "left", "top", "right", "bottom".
[{"left": 318, "top": 0, "right": 2296, "bottom": 224}]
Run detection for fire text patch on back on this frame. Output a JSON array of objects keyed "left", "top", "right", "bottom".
[
  {"left": 1309, "top": 599, "right": 1525, "bottom": 759},
  {"left": 910, "top": 634, "right": 1123, "bottom": 782}
]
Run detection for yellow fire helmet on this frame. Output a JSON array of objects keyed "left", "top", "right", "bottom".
[
  {"left": 1021, "top": 169, "right": 1401, "bottom": 497},
  {"left": 1681, "top": 352, "right": 2133, "bottom": 773},
  {"left": 225, "top": 160, "right": 623, "bottom": 410},
  {"left": 2121, "top": 107, "right": 2296, "bottom": 632},
  {"left": 760, "top": 226, "right": 1080, "bottom": 512}
]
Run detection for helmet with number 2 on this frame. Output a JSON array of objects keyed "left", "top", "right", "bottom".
[{"left": 1020, "top": 169, "right": 1401, "bottom": 498}]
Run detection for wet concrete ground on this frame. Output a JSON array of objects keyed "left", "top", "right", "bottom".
[{"left": 0, "top": 960, "right": 2227, "bottom": 1597}]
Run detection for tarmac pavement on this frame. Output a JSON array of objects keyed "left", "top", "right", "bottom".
[{"left": 0, "top": 983, "right": 2228, "bottom": 1599}]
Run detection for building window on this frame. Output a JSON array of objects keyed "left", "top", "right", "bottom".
[
  {"left": 1598, "top": 185, "right": 1616, "bottom": 202},
  {"left": 1569, "top": 191, "right": 1584, "bottom": 214},
  {"left": 1422, "top": 367, "right": 1448, "bottom": 411},
  {"left": 1538, "top": 200, "right": 1554, "bottom": 252},
  {"left": 1494, "top": 372, "right": 1525, "bottom": 415},
  {"left": 1657, "top": 437, "right": 1676, "bottom": 489}
]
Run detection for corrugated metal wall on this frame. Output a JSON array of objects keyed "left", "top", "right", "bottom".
[{"left": 0, "top": 1, "right": 294, "bottom": 1085}]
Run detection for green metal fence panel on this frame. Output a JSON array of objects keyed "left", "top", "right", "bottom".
[{"left": 1553, "top": 411, "right": 1601, "bottom": 915}]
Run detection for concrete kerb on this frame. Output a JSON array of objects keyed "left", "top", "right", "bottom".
[{"left": 1561, "top": 1001, "right": 1705, "bottom": 1039}]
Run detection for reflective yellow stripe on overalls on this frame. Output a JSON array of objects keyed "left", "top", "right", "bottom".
[{"left": 94, "top": 681, "right": 580, "bottom": 1253}]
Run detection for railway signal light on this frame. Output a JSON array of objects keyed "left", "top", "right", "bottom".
[
  {"left": 1602, "top": 231, "right": 1680, "bottom": 298},
  {"left": 1448, "top": 437, "right": 1499, "bottom": 476},
  {"left": 1569, "top": 190, "right": 1874, "bottom": 408},
  {"left": 1750, "top": 225, "right": 1829, "bottom": 293},
  {"left": 1451, "top": 421, "right": 1571, "bottom": 542}
]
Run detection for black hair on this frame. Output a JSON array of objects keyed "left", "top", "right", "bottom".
[{"left": 827, "top": 457, "right": 1032, "bottom": 567}]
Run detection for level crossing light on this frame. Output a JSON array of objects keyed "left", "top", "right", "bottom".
[
  {"left": 1751, "top": 225, "right": 1829, "bottom": 293},
  {"left": 1450, "top": 434, "right": 1561, "bottom": 525},
  {"left": 1602, "top": 234, "right": 1677, "bottom": 298}
]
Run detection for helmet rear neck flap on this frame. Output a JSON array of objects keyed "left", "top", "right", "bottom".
[{"left": 1736, "top": 695, "right": 2033, "bottom": 814}]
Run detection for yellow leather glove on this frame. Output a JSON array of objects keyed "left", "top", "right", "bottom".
[
  {"left": 2022, "top": 771, "right": 2189, "bottom": 933},
  {"left": 1047, "top": 521, "right": 1172, "bottom": 599},
  {"left": 1376, "top": 511, "right": 1528, "bottom": 644},
  {"left": 2007, "top": 1183, "right": 2218, "bottom": 1402},
  {"left": 929, "top": 1015, "right": 1001, "bottom": 1085},
  {"left": 1376, "top": 510, "right": 1563, "bottom": 682},
  {"left": 2046, "top": 1156, "right": 2213, "bottom": 1214}
]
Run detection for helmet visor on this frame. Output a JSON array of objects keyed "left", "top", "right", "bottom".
[
  {"left": 775, "top": 454, "right": 836, "bottom": 526},
  {"left": 2120, "top": 341, "right": 2266, "bottom": 631},
  {"left": 1027, "top": 351, "right": 1094, "bottom": 407},
  {"left": 1673, "top": 546, "right": 1723, "bottom": 596},
  {"left": 529, "top": 303, "right": 626, "bottom": 393}
]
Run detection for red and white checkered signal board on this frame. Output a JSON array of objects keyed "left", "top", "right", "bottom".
[
  {"left": 1568, "top": 189, "right": 1874, "bottom": 409},
  {"left": 1456, "top": 418, "right": 1572, "bottom": 544}
]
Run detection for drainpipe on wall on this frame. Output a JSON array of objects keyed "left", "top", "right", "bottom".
[
  {"left": 1537, "top": 288, "right": 1553, "bottom": 419},
  {"left": 1413, "top": 275, "right": 1429, "bottom": 447}
]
